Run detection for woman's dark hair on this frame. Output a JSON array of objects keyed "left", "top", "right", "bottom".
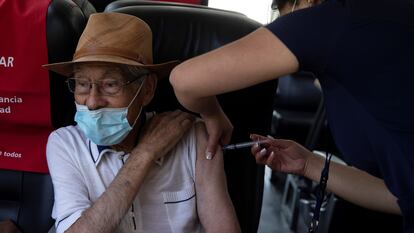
[
  {"left": 271, "top": 0, "right": 296, "bottom": 10},
  {"left": 272, "top": 0, "right": 326, "bottom": 11}
]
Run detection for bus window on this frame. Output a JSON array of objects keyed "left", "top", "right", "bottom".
[{"left": 209, "top": 0, "right": 273, "bottom": 24}]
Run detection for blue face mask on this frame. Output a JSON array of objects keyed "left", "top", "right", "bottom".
[{"left": 74, "top": 79, "right": 145, "bottom": 146}]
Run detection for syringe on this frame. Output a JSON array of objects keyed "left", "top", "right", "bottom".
[{"left": 222, "top": 140, "right": 268, "bottom": 151}]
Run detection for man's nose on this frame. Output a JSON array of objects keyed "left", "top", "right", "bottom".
[{"left": 85, "top": 84, "right": 106, "bottom": 110}]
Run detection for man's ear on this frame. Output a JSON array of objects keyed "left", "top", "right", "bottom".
[{"left": 142, "top": 74, "right": 157, "bottom": 106}]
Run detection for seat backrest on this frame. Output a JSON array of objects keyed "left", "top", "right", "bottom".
[
  {"left": 271, "top": 72, "right": 322, "bottom": 146},
  {"left": 0, "top": 171, "right": 54, "bottom": 233},
  {"left": 105, "top": 2, "right": 278, "bottom": 232},
  {"left": 275, "top": 72, "right": 321, "bottom": 112},
  {"left": 88, "top": 0, "right": 208, "bottom": 12},
  {"left": 0, "top": 1, "right": 94, "bottom": 232},
  {"left": 48, "top": 0, "right": 96, "bottom": 128}
]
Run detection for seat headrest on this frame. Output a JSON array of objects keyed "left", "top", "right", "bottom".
[
  {"left": 275, "top": 72, "right": 321, "bottom": 111},
  {"left": 105, "top": 0, "right": 209, "bottom": 12},
  {"left": 106, "top": 3, "right": 267, "bottom": 121},
  {"left": 108, "top": 4, "right": 260, "bottom": 64}
]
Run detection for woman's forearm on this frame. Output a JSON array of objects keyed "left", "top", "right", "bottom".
[
  {"left": 173, "top": 93, "right": 221, "bottom": 118},
  {"left": 305, "top": 154, "right": 401, "bottom": 215}
]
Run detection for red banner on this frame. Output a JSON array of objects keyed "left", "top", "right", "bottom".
[{"left": 0, "top": 0, "right": 52, "bottom": 173}]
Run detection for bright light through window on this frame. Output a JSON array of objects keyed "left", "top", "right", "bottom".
[{"left": 209, "top": 0, "right": 273, "bottom": 24}]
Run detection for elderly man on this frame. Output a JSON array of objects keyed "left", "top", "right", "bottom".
[{"left": 44, "top": 12, "right": 240, "bottom": 233}]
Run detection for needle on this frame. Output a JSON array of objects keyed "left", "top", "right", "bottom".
[{"left": 222, "top": 140, "right": 268, "bottom": 151}]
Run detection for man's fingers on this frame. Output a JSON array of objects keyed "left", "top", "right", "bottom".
[
  {"left": 175, "top": 112, "right": 195, "bottom": 127},
  {"left": 169, "top": 109, "right": 182, "bottom": 118},
  {"left": 166, "top": 113, "right": 195, "bottom": 141}
]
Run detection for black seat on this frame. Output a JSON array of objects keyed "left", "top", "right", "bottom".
[
  {"left": 0, "top": 171, "right": 54, "bottom": 233},
  {"left": 105, "top": 0, "right": 214, "bottom": 11},
  {"left": 271, "top": 72, "right": 322, "bottom": 146},
  {"left": 87, "top": 0, "right": 117, "bottom": 11},
  {"left": 0, "top": 1, "right": 95, "bottom": 232},
  {"left": 48, "top": 0, "right": 96, "bottom": 128},
  {"left": 272, "top": 73, "right": 404, "bottom": 233},
  {"left": 88, "top": 0, "right": 209, "bottom": 12},
  {"left": 105, "top": 2, "right": 277, "bottom": 232}
]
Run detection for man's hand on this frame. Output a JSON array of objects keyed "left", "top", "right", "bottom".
[{"left": 133, "top": 110, "right": 196, "bottom": 161}]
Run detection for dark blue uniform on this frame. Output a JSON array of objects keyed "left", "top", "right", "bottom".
[{"left": 266, "top": 0, "right": 414, "bottom": 231}]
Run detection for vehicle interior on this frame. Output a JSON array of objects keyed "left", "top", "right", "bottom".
[{"left": 0, "top": 0, "right": 405, "bottom": 233}]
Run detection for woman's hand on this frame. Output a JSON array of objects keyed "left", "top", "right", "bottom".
[
  {"left": 132, "top": 110, "right": 196, "bottom": 161},
  {"left": 250, "top": 134, "right": 312, "bottom": 176},
  {"left": 202, "top": 106, "right": 233, "bottom": 160}
]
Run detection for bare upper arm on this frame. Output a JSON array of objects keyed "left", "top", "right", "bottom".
[
  {"left": 171, "top": 27, "right": 299, "bottom": 98},
  {"left": 194, "top": 121, "right": 240, "bottom": 233},
  {"left": 194, "top": 121, "right": 226, "bottom": 187}
]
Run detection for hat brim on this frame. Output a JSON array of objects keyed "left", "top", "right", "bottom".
[{"left": 43, "top": 55, "right": 180, "bottom": 79}]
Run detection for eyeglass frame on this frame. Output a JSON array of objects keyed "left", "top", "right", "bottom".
[{"left": 65, "top": 70, "right": 149, "bottom": 96}]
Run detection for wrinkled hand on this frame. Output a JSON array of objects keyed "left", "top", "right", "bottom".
[
  {"left": 202, "top": 107, "right": 233, "bottom": 160},
  {"left": 250, "top": 134, "right": 312, "bottom": 176},
  {"left": 133, "top": 110, "right": 196, "bottom": 161}
]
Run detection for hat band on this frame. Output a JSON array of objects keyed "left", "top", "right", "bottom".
[{"left": 74, "top": 47, "right": 143, "bottom": 63}]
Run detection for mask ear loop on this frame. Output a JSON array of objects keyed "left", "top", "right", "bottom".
[
  {"left": 291, "top": 0, "right": 298, "bottom": 12},
  {"left": 128, "top": 77, "right": 146, "bottom": 128}
]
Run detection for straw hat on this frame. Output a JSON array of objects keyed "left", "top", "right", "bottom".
[{"left": 43, "top": 12, "right": 178, "bottom": 78}]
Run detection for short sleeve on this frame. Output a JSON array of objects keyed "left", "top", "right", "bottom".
[
  {"left": 46, "top": 130, "right": 92, "bottom": 233},
  {"left": 186, "top": 121, "right": 200, "bottom": 180},
  {"left": 265, "top": 0, "right": 348, "bottom": 74}
]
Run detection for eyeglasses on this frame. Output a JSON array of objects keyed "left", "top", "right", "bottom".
[{"left": 66, "top": 75, "right": 147, "bottom": 96}]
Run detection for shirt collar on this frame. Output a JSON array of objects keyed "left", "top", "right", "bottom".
[
  {"left": 97, "top": 145, "right": 110, "bottom": 154},
  {"left": 88, "top": 111, "right": 163, "bottom": 166},
  {"left": 88, "top": 140, "right": 118, "bottom": 166}
]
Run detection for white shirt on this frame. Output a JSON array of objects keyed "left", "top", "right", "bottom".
[{"left": 46, "top": 120, "right": 202, "bottom": 233}]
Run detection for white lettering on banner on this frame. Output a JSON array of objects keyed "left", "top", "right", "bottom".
[
  {"left": 0, "top": 56, "right": 14, "bottom": 67},
  {"left": 0, "top": 106, "right": 11, "bottom": 113},
  {"left": 0, "top": 96, "right": 23, "bottom": 103},
  {"left": 0, "top": 96, "right": 23, "bottom": 114},
  {"left": 0, "top": 150, "right": 22, "bottom": 159}
]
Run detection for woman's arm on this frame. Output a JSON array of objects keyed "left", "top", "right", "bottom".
[
  {"left": 194, "top": 122, "right": 241, "bottom": 233},
  {"left": 250, "top": 134, "right": 401, "bottom": 215},
  {"left": 305, "top": 153, "right": 400, "bottom": 215},
  {"left": 170, "top": 27, "right": 298, "bottom": 115},
  {"left": 170, "top": 27, "right": 299, "bottom": 157}
]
